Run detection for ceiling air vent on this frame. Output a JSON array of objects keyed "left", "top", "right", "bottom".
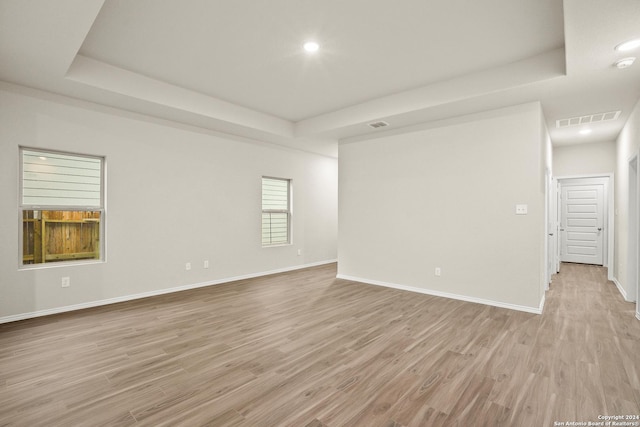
[
  {"left": 556, "top": 111, "right": 621, "bottom": 128},
  {"left": 368, "top": 121, "right": 389, "bottom": 129}
]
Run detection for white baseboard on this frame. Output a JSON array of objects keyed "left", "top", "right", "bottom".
[
  {"left": 0, "top": 259, "right": 337, "bottom": 325},
  {"left": 637, "top": 311, "right": 640, "bottom": 321},
  {"left": 336, "top": 274, "right": 543, "bottom": 314},
  {"left": 612, "top": 277, "right": 630, "bottom": 301}
]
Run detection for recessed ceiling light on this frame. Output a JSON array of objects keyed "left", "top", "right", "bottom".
[
  {"left": 303, "top": 41, "right": 319, "bottom": 53},
  {"left": 579, "top": 129, "right": 592, "bottom": 135},
  {"left": 615, "top": 57, "right": 636, "bottom": 69},
  {"left": 615, "top": 38, "right": 640, "bottom": 52}
]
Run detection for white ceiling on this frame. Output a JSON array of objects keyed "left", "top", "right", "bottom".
[
  {"left": 1, "top": 0, "right": 639, "bottom": 157},
  {"left": 79, "top": 0, "right": 564, "bottom": 122}
]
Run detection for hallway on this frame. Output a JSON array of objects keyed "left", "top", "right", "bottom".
[{"left": 542, "top": 263, "right": 640, "bottom": 422}]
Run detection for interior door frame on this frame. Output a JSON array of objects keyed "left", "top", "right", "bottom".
[
  {"left": 628, "top": 153, "right": 639, "bottom": 318},
  {"left": 546, "top": 169, "right": 556, "bottom": 289},
  {"left": 554, "top": 174, "right": 614, "bottom": 281}
]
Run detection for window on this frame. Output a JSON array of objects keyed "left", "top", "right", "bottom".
[
  {"left": 262, "top": 177, "right": 291, "bottom": 246},
  {"left": 20, "top": 148, "right": 105, "bottom": 267}
]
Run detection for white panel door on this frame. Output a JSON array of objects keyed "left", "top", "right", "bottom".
[{"left": 560, "top": 184, "right": 604, "bottom": 265}]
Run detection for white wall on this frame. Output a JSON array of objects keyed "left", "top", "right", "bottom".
[
  {"left": 338, "top": 103, "right": 546, "bottom": 312},
  {"left": 615, "top": 97, "right": 640, "bottom": 304},
  {"left": 553, "top": 140, "right": 616, "bottom": 177},
  {"left": 0, "top": 85, "right": 338, "bottom": 320}
]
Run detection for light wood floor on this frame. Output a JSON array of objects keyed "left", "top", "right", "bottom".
[{"left": 1, "top": 263, "right": 639, "bottom": 426}]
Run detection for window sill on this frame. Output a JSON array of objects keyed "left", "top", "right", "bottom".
[
  {"left": 19, "top": 258, "right": 105, "bottom": 271},
  {"left": 262, "top": 243, "right": 292, "bottom": 248}
]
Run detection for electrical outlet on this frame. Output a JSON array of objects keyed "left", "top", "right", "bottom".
[
  {"left": 297, "top": 249, "right": 302, "bottom": 256},
  {"left": 186, "top": 262, "right": 191, "bottom": 271},
  {"left": 435, "top": 268, "right": 441, "bottom": 277},
  {"left": 204, "top": 260, "right": 209, "bottom": 269},
  {"left": 61, "top": 277, "right": 70, "bottom": 288}
]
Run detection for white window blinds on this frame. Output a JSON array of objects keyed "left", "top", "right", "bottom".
[
  {"left": 21, "top": 149, "right": 103, "bottom": 208},
  {"left": 262, "top": 177, "right": 290, "bottom": 246}
]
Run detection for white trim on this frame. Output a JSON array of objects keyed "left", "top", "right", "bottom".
[
  {"left": 636, "top": 311, "right": 640, "bottom": 321},
  {"left": 336, "top": 274, "right": 544, "bottom": 314},
  {"left": 554, "top": 173, "right": 614, "bottom": 180},
  {"left": 613, "top": 277, "right": 630, "bottom": 301},
  {"left": 0, "top": 259, "right": 337, "bottom": 325},
  {"left": 545, "top": 168, "right": 551, "bottom": 290},
  {"left": 628, "top": 153, "right": 639, "bottom": 309}
]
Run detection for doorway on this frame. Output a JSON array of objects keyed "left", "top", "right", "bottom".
[
  {"left": 628, "top": 155, "right": 639, "bottom": 313},
  {"left": 546, "top": 170, "right": 557, "bottom": 288},
  {"left": 559, "top": 179, "right": 605, "bottom": 265},
  {"left": 556, "top": 176, "right": 613, "bottom": 273}
]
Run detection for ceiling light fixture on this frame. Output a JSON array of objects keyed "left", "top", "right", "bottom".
[
  {"left": 303, "top": 41, "right": 319, "bottom": 53},
  {"left": 579, "top": 129, "right": 592, "bottom": 135},
  {"left": 614, "top": 57, "right": 636, "bottom": 69},
  {"left": 615, "top": 38, "right": 640, "bottom": 52}
]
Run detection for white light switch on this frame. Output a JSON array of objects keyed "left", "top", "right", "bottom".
[{"left": 515, "top": 204, "right": 528, "bottom": 215}]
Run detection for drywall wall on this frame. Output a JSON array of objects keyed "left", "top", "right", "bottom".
[
  {"left": 553, "top": 140, "right": 616, "bottom": 177},
  {"left": 338, "top": 102, "right": 546, "bottom": 311},
  {"left": 615, "top": 97, "right": 640, "bottom": 303},
  {"left": 0, "top": 84, "right": 338, "bottom": 320}
]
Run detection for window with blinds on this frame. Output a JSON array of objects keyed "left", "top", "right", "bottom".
[
  {"left": 22, "top": 149, "right": 102, "bottom": 207},
  {"left": 20, "top": 148, "right": 105, "bottom": 267},
  {"left": 262, "top": 177, "right": 291, "bottom": 246}
]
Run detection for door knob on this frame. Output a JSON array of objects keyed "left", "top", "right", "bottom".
[
  {"left": 597, "top": 227, "right": 602, "bottom": 231},
  {"left": 548, "top": 233, "right": 554, "bottom": 236}
]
